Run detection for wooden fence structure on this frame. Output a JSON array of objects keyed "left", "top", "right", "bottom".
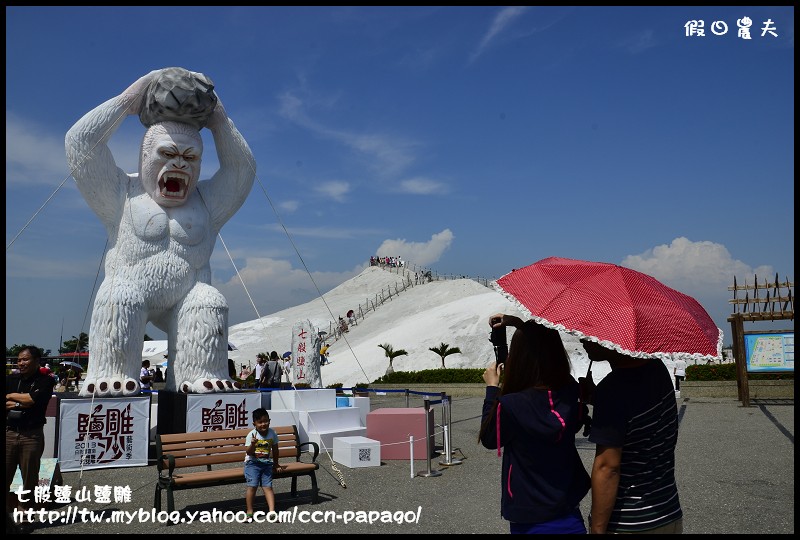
[{"left": 728, "top": 273, "right": 794, "bottom": 407}]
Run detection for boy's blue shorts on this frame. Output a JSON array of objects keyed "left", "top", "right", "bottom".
[{"left": 244, "top": 460, "right": 274, "bottom": 488}]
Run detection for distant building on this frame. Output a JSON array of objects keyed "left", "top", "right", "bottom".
[{"left": 722, "top": 346, "right": 734, "bottom": 363}]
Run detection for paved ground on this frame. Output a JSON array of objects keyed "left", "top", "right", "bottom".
[{"left": 11, "top": 393, "right": 794, "bottom": 534}]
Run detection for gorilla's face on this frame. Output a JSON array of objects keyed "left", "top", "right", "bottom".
[{"left": 140, "top": 125, "right": 203, "bottom": 207}]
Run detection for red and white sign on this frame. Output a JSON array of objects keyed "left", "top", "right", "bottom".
[{"left": 57, "top": 397, "right": 150, "bottom": 472}]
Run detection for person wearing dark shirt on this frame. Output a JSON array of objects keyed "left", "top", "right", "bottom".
[
  {"left": 266, "top": 351, "right": 282, "bottom": 388},
  {"left": 582, "top": 340, "right": 683, "bottom": 534},
  {"left": 6, "top": 346, "right": 56, "bottom": 515}
]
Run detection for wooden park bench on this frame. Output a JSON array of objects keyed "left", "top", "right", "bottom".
[{"left": 154, "top": 425, "right": 320, "bottom": 513}]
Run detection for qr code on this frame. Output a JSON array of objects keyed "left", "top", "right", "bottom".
[{"left": 358, "top": 448, "right": 371, "bottom": 462}]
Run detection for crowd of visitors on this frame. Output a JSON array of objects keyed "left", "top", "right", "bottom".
[{"left": 370, "top": 256, "right": 404, "bottom": 268}]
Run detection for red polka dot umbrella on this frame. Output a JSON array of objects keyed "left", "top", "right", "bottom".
[{"left": 492, "top": 257, "right": 723, "bottom": 363}]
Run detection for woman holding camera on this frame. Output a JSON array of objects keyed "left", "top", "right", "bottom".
[{"left": 479, "top": 314, "right": 591, "bottom": 534}]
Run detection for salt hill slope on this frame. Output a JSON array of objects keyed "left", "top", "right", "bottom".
[{"left": 228, "top": 266, "right": 600, "bottom": 387}]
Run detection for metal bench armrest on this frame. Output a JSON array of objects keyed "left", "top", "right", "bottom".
[
  {"left": 297, "top": 441, "right": 319, "bottom": 462},
  {"left": 165, "top": 454, "right": 177, "bottom": 476}
]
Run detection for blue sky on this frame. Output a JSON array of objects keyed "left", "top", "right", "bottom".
[{"left": 6, "top": 6, "right": 794, "bottom": 354}]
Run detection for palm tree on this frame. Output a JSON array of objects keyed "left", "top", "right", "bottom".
[
  {"left": 429, "top": 342, "right": 461, "bottom": 368},
  {"left": 378, "top": 343, "right": 408, "bottom": 376}
]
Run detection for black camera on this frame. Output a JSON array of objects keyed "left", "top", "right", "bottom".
[
  {"left": 489, "top": 317, "right": 508, "bottom": 364},
  {"left": 582, "top": 414, "right": 592, "bottom": 437}
]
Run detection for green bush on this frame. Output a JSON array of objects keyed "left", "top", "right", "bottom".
[
  {"left": 326, "top": 382, "right": 343, "bottom": 389},
  {"left": 686, "top": 363, "right": 793, "bottom": 381},
  {"left": 373, "top": 368, "right": 484, "bottom": 384},
  {"left": 370, "top": 365, "right": 794, "bottom": 385}
]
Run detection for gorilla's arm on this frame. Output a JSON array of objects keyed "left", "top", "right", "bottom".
[
  {"left": 65, "top": 70, "right": 160, "bottom": 229},
  {"left": 198, "top": 97, "right": 256, "bottom": 232}
]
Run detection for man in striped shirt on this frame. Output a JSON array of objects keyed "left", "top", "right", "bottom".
[{"left": 582, "top": 340, "right": 683, "bottom": 534}]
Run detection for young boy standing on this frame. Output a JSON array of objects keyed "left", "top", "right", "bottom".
[{"left": 244, "top": 408, "right": 283, "bottom": 516}]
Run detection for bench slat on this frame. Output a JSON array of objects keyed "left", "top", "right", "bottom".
[
  {"left": 159, "top": 429, "right": 251, "bottom": 444},
  {"left": 170, "top": 462, "right": 319, "bottom": 487},
  {"left": 160, "top": 435, "right": 297, "bottom": 454},
  {"left": 161, "top": 437, "right": 297, "bottom": 453},
  {"left": 165, "top": 447, "right": 300, "bottom": 466},
  {"left": 159, "top": 425, "right": 295, "bottom": 443}
]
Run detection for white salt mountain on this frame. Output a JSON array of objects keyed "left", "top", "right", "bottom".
[{"left": 228, "top": 266, "right": 605, "bottom": 388}]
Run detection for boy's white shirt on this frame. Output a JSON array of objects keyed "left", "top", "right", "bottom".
[{"left": 244, "top": 427, "right": 278, "bottom": 463}]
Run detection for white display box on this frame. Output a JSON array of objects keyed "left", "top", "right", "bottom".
[
  {"left": 311, "top": 426, "right": 367, "bottom": 450},
  {"left": 299, "top": 407, "right": 363, "bottom": 445},
  {"left": 333, "top": 436, "right": 381, "bottom": 468},
  {"left": 266, "top": 409, "right": 303, "bottom": 432},
  {"left": 302, "top": 407, "right": 362, "bottom": 433},
  {"left": 352, "top": 396, "right": 370, "bottom": 427},
  {"left": 271, "top": 389, "right": 336, "bottom": 411}
]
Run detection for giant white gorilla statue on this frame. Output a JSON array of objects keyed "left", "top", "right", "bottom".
[{"left": 66, "top": 67, "right": 255, "bottom": 396}]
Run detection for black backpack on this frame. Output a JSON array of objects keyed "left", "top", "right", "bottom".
[{"left": 267, "top": 360, "right": 282, "bottom": 387}]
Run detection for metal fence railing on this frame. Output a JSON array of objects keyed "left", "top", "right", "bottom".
[{"left": 321, "top": 260, "right": 496, "bottom": 344}]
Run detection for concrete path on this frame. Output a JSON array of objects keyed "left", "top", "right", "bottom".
[{"left": 14, "top": 394, "right": 794, "bottom": 534}]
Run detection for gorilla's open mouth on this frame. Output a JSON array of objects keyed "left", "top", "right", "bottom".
[{"left": 158, "top": 171, "right": 190, "bottom": 200}]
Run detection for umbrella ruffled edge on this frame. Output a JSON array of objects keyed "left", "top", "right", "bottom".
[{"left": 491, "top": 281, "right": 725, "bottom": 364}]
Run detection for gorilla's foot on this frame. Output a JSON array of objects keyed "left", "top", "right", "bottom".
[
  {"left": 79, "top": 377, "right": 141, "bottom": 397},
  {"left": 178, "top": 378, "right": 240, "bottom": 394},
  {"left": 223, "top": 379, "right": 240, "bottom": 391}
]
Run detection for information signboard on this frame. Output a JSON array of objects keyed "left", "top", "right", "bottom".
[{"left": 744, "top": 331, "right": 794, "bottom": 372}]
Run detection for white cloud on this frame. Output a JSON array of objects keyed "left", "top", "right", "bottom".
[
  {"left": 7, "top": 112, "right": 148, "bottom": 188},
  {"left": 6, "top": 112, "right": 74, "bottom": 186},
  {"left": 621, "top": 237, "right": 773, "bottom": 291},
  {"left": 397, "top": 177, "right": 449, "bottom": 195},
  {"left": 621, "top": 237, "right": 777, "bottom": 335},
  {"left": 376, "top": 229, "right": 454, "bottom": 267},
  {"left": 315, "top": 181, "right": 351, "bottom": 201},
  {"left": 278, "top": 92, "right": 417, "bottom": 178},
  {"left": 470, "top": 6, "right": 529, "bottom": 63},
  {"left": 279, "top": 200, "right": 299, "bottom": 213},
  {"left": 278, "top": 92, "right": 305, "bottom": 120}
]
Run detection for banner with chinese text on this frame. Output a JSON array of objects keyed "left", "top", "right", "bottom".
[
  {"left": 185, "top": 392, "right": 262, "bottom": 432},
  {"left": 57, "top": 397, "right": 150, "bottom": 472}
]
